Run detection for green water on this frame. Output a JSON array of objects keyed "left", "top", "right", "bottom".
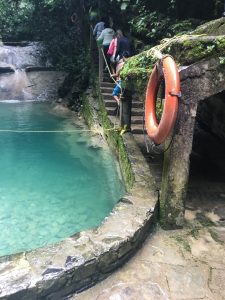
[{"left": 0, "top": 102, "right": 124, "bottom": 256}]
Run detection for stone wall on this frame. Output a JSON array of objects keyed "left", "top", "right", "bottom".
[{"left": 197, "top": 91, "right": 225, "bottom": 142}]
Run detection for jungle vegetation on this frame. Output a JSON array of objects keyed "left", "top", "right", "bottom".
[
  {"left": 0, "top": 0, "right": 224, "bottom": 101},
  {"left": 1, "top": 0, "right": 224, "bottom": 50}
]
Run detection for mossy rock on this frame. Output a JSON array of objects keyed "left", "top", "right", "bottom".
[
  {"left": 193, "top": 17, "right": 225, "bottom": 35},
  {"left": 121, "top": 51, "right": 157, "bottom": 95},
  {"left": 121, "top": 18, "right": 225, "bottom": 95},
  {"left": 164, "top": 35, "right": 225, "bottom": 65}
]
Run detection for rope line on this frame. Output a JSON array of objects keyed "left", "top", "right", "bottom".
[
  {"left": 100, "top": 48, "right": 117, "bottom": 85},
  {"left": 146, "top": 34, "right": 206, "bottom": 59},
  {"left": 0, "top": 128, "right": 120, "bottom": 133},
  {"left": 99, "top": 46, "right": 123, "bottom": 129}
]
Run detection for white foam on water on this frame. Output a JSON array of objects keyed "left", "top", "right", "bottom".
[{"left": 0, "top": 99, "right": 46, "bottom": 103}]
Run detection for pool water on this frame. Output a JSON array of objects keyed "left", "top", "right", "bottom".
[{"left": 0, "top": 102, "right": 124, "bottom": 256}]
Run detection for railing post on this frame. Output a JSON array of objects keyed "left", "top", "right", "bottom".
[
  {"left": 120, "top": 89, "right": 132, "bottom": 131},
  {"left": 98, "top": 48, "right": 104, "bottom": 82}
]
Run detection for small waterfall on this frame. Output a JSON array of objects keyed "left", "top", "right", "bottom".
[
  {"left": 0, "top": 42, "right": 65, "bottom": 102},
  {"left": 0, "top": 70, "right": 33, "bottom": 101},
  {"left": 0, "top": 42, "right": 46, "bottom": 69}
]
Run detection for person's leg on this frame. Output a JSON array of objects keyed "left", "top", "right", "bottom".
[
  {"left": 113, "top": 95, "right": 120, "bottom": 105},
  {"left": 103, "top": 45, "right": 110, "bottom": 69},
  {"left": 110, "top": 56, "right": 116, "bottom": 74},
  {"left": 112, "top": 82, "right": 121, "bottom": 106}
]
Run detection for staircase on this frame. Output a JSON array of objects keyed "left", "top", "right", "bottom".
[
  {"left": 100, "top": 71, "right": 146, "bottom": 135},
  {"left": 98, "top": 70, "right": 163, "bottom": 187}
]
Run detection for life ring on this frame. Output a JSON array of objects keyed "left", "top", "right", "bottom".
[{"left": 145, "top": 56, "right": 180, "bottom": 145}]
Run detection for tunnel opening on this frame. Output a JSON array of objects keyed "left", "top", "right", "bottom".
[{"left": 186, "top": 90, "right": 225, "bottom": 226}]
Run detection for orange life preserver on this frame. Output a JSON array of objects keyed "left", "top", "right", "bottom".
[{"left": 145, "top": 56, "right": 181, "bottom": 145}]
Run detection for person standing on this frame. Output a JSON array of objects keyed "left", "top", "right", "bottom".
[
  {"left": 115, "top": 30, "right": 131, "bottom": 60},
  {"left": 93, "top": 19, "right": 105, "bottom": 39},
  {"left": 107, "top": 33, "right": 119, "bottom": 73},
  {"left": 111, "top": 51, "right": 130, "bottom": 106},
  {"left": 97, "top": 20, "right": 115, "bottom": 69}
]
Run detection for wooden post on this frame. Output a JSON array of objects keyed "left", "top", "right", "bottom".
[
  {"left": 160, "top": 99, "right": 198, "bottom": 229},
  {"left": 120, "top": 89, "right": 132, "bottom": 131},
  {"left": 98, "top": 48, "right": 103, "bottom": 83}
]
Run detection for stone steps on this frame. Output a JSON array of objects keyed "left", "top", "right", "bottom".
[
  {"left": 106, "top": 107, "right": 143, "bottom": 116},
  {"left": 101, "top": 86, "right": 114, "bottom": 93},
  {"left": 131, "top": 124, "right": 147, "bottom": 135},
  {"left": 104, "top": 99, "right": 143, "bottom": 109},
  {"left": 102, "top": 75, "right": 113, "bottom": 83},
  {"left": 131, "top": 116, "right": 144, "bottom": 125},
  {"left": 101, "top": 82, "right": 115, "bottom": 88},
  {"left": 100, "top": 75, "right": 145, "bottom": 134},
  {"left": 102, "top": 93, "right": 114, "bottom": 101}
]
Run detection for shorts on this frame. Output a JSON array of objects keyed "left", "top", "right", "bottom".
[
  {"left": 112, "top": 80, "right": 122, "bottom": 97},
  {"left": 110, "top": 55, "right": 120, "bottom": 63}
]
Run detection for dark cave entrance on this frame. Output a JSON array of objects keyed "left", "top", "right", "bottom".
[{"left": 187, "top": 90, "right": 225, "bottom": 225}]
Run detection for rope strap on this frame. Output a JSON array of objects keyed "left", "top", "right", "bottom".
[{"left": 0, "top": 128, "right": 120, "bottom": 133}]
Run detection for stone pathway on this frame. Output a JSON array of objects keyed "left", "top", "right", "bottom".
[
  {"left": 70, "top": 224, "right": 225, "bottom": 300},
  {"left": 69, "top": 75, "right": 225, "bottom": 300}
]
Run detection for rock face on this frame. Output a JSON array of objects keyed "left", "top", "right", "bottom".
[
  {"left": 0, "top": 70, "right": 66, "bottom": 101},
  {"left": 193, "top": 17, "right": 225, "bottom": 35},
  {"left": 25, "top": 71, "right": 67, "bottom": 101},
  {"left": 0, "top": 43, "right": 67, "bottom": 101},
  {"left": 0, "top": 42, "right": 48, "bottom": 69}
]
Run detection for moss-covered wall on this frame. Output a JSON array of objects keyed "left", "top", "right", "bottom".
[
  {"left": 97, "top": 92, "right": 135, "bottom": 190},
  {"left": 121, "top": 18, "right": 225, "bottom": 96},
  {"left": 193, "top": 17, "right": 225, "bottom": 35},
  {"left": 82, "top": 93, "right": 94, "bottom": 128},
  {"left": 82, "top": 84, "right": 135, "bottom": 191}
]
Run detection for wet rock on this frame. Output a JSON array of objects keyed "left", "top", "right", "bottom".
[
  {"left": 0, "top": 62, "right": 14, "bottom": 73},
  {"left": 118, "top": 197, "right": 133, "bottom": 205},
  {"left": 0, "top": 42, "right": 48, "bottom": 69},
  {"left": 42, "top": 267, "right": 64, "bottom": 279},
  {"left": 3, "top": 41, "right": 30, "bottom": 47},
  {"left": 25, "top": 66, "right": 55, "bottom": 72},
  {"left": 64, "top": 255, "right": 85, "bottom": 268}
]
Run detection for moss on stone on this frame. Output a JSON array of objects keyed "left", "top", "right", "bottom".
[
  {"left": 121, "top": 52, "right": 157, "bottom": 96},
  {"left": 165, "top": 36, "right": 225, "bottom": 65},
  {"left": 82, "top": 93, "right": 94, "bottom": 128},
  {"left": 193, "top": 17, "right": 225, "bottom": 36},
  {"left": 97, "top": 93, "right": 135, "bottom": 190},
  {"left": 171, "top": 234, "right": 191, "bottom": 252},
  {"left": 120, "top": 18, "right": 225, "bottom": 96},
  {"left": 82, "top": 86, "right": 135, "bottom": 190}
]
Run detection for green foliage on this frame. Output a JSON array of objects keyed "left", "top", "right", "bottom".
[
  {"left": 0, "top": 0, "right": 34, "bottom": 40},
  {"left": 219, "top": 56, "right": 225, "bottom": 64},
  {"left": 167, "top": 36, "right": 225, "bottom": 65},
  {"left": 121, "top": 51, "right": 157, "bottom": 95},
  {"left": 129, "top": 7, "right": 197, "bottom": 47}
]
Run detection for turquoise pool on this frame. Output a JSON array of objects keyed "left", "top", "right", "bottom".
[{"left": 0, "top": 102, "right": 124, "bottom": 256}]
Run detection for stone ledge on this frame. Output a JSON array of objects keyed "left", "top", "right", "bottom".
[{"left": 0, "top": 128, "right": 158, "bottom": 299}]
